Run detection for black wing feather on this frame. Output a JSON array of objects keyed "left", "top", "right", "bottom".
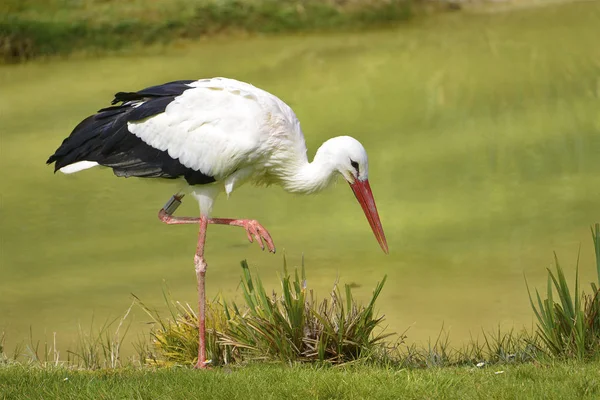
[
  {"left": 111, "top": 80, "right": 196, "bottom": 105},
  {"left": 47, "top": 80, "right": 216, "bottom": 186}
]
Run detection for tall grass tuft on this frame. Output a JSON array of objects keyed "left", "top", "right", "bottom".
[
  {"left": 304, "top": 270, "right": 392, "bottom": 363},
  {"left": 0, "top": 332, "right": 6, "bottom": 365},
  {"left": 396, "top": 327, "right": 540, "bottom": 369},
  {"left": 0, "top": 332, "right": 22, "bottom": 366},
  {"left": 526, "top": 223, "right": 600, "bottom": 359},
  {"left": 592, "top": 223, "right": 600, "bottom": 286},
  {"left": 220, "top": 259, "right": 309, "bottom": 362},
  {"left": 137, "top": 293, "right": 237, "bottom": 367},
  {"left": 220, "top": 259, "right": 392, "bottom": 364},
  {"left": 146, "top": 258, "right": 392, "bottom": 365},
  {"left": 66, "top": 303, "right": 133, "bottom": 369}
]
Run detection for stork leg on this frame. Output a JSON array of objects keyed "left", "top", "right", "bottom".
[
  {"left": 194, "top": 214, "right": 209, "bottom": 369},
  {"left": 158, "top": 194, "right": 210, "bottom": 369},
  {"left": 158, "top": 195, "right": 276, "bottom": 252},
  {"left": 157, "top": 194, "right": 276, "bottom": 369}
]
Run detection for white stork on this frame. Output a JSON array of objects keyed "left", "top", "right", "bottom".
[{"left": 47, "top": 77, "right": 388, "bottom": 369}]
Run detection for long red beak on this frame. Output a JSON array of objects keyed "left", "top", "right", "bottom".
[{"left": 349, "top": 179, "right": 389, "bottom": 254}]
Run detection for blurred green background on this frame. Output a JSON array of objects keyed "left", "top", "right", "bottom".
[{"left": 1, "top": 0, "right": 599, "bottom": 355}]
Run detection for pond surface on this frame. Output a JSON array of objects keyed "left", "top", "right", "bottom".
[{"left": 1, "top": 1, "right": 599, "bottom": 356}]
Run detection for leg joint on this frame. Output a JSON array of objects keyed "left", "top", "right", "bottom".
[{"left": 194, "top": 254, "right": 208, "bottom": 274}]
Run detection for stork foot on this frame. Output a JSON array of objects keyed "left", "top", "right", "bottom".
[
  {"left": 207, "top": 218, "right": 276, "bottom": 253},
  {"left": 194, "top": 359, "right": 212, "bottom": 370},
  {"left": 238, "top": 220, "right": 276, "bottom": 253}
]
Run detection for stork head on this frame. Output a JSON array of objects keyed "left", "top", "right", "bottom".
[{"left": 325, "top": 136, "right": 389, "bottom": 254}]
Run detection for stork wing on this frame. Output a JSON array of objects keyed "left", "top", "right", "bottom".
[
  {"left": 47, "top": 78, "right": 270, "bottom": 185},
  {"left": 127, "top": 79, "right": 267, "bottom": 180}
]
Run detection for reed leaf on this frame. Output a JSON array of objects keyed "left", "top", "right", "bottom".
[{"left": 527, "top": 223, "right": 600, "bottom": 359}]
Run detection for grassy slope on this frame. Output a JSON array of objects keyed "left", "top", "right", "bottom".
[
  {"left": 2, "top": 362, "right": 600, "bottom": 399},
  {"left": 0, "top": 0, "right": 413, "bottom": 62},
  {"left": 1, "top": 1, "right": 599, "bottom": 353}
]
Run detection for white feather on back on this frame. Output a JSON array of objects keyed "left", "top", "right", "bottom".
[{"left": 127, "top": 78, "right": 306, "bottom": 185}]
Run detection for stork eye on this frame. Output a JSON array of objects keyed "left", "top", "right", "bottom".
[{"left": 350, "top": 160, "right": 359, "bottom": 173}]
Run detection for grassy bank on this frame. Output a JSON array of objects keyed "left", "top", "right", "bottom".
[
  {"left": 2, "top": 362, "right": 600, "bottom": 399},
  {"left": 0, "top": 0, "right": 414, "bottom": 63}
]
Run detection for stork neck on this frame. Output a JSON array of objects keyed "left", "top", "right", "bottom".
[{"left": 283, "top": 145, "right": 337, "bottom": 194}]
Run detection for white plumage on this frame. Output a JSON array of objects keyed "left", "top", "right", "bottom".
[{"left": 129, "top": 79, "right": 302, "bottom": 180}]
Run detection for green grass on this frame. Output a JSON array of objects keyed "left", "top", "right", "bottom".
[
  {"left": 2, "top": 362, "right": 600, "bottom": 399},
  {"left": 1, "top": 0, "right": 600, "bottom": 356},
  {"left": 0, "top": 0, "right": 413, "bottom": 62}
]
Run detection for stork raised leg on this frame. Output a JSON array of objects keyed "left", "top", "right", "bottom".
[{"left": 158, "top": 194, "right": 275, "bottom": 369}]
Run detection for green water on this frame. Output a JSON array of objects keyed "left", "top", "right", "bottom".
[{"left": 1, "top": 1, "right": 599, "bottom": 355}]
